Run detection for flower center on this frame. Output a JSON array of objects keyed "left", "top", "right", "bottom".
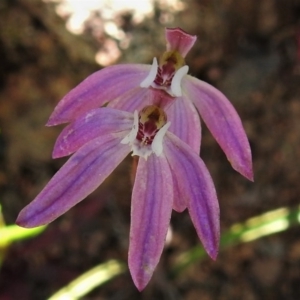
[
  {"left": 154, "top": 50, "right": 185, "bottom": 87},
  {"left": 136, "top": 106, "right": 167, "bottom": 146},
  {"left": 140, "top": 52, "right": 189, "bottom": 97},
  {"left": 121, "top": 105, "right": 170, "bottom": 159}
]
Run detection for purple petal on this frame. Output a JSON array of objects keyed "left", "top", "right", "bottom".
[
  {"left": 164, "top": 132, "right": 220, "bottom": 259},
  {"left": 16, "top": 133, "right": 130, "bottom": 227},
  {"left": 183, "top": 76, "right": 253, "bottom": 180},
  {"left": 166, "top": 97, "right": 201, "bottom": 153},
  {"left": 53, "top": 108, "right": 133, "bottom": 158},
  {"left": 109, "top": 87, "right": 176, "bottom": 113},
  {"left": 171, "top": 172, "right": 187, "bottom": 213},
  {"left": 129, "top": 154, "right": 173, "bottom": 291},
  {"left": 47, "top": 64, "right": 151, "bottom": 126},
  {"left": 108, "top": 86, "right": 150, "bottom": 112},
  {"left": 165, "top": 28, "right": 197, "bottom": 58},
  {"left": 150, "top": 88, "right": 175, "bottom": 109}
]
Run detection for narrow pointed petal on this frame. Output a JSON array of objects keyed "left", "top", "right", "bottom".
[
  {"left": 108, "top": 86, "right": 150, "bottom": 112},
  {"left": 47, "top": 64, "right": 151, "bottom": 126},
  {"left": 171, "top": 173, "right": 187, "bottom": 212},
  {"left": 166, "top": 95, "right": 201, "bottom": 211},
  {"left": 53, "top": 108, "right": 133, "bottom": 158},
  {"left": 129, "top": 155, "right": 173, "bottom": 291},
  {"left": 16, "top": 133, "right": 130, "bottom": 227},
  {"left": 166, "top": 97, "right": 201, "bottom": 153},
  {"left": 164, "top": 132, "right": 220, "bottom": 259},
  {"left": 183, "top": 76, "right": 253, "bottom": 180},
  {"left": 165, "top": 28, "right": 197, "bottom": 58}
]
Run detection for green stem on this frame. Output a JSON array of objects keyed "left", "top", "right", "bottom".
[
  {"left": 171, "top": 205, "right": 300, "bottom": 276},
  {"left": 0, "top": 225, "right": 46, "bottom": 248}
]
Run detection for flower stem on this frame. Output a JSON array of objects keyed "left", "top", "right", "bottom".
[{"left": 171, "top": 205, "right": 300, "bottom": 276}]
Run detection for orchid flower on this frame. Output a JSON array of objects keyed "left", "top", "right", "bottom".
[
  {"left": 46, "top": 27, "right": 253, "bottom": 181},
  {"left": 16, "top": 106, "right": 219, "bottom": 291}
]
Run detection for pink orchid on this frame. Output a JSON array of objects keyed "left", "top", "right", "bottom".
[
  {"left": 47, "top": 27, "right": 253, "bottom": 181},
  {"left": 17, "top": 106, "right": 219, "bottom": 291}
]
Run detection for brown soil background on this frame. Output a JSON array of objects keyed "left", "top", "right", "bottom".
[{"left": 1, "top": 0, "right": 300, "bottom": 299}]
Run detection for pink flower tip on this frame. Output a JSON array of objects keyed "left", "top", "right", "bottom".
[{"left": 165, "top": 27, "right": 197, "bottom": 57}]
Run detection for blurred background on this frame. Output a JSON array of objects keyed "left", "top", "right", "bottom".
[{"left": 0, "top": 0, "right": 300, "bottom": 299}]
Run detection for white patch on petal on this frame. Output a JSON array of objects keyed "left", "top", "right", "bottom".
[
  {"left": 170, "top": 65, "right": 189, "bottom": 97},
  {"left": 140, "top": 57, "right": 158, "bottom": 88},
  {"left": 131, "top": 140, "right": 152, "bottom": 160},
  {"left": 84, "top": 112, "right": 94, "bottom": 122},
  {"left": 121, "top": 110, "right": 139, "bottom": 144},
  {"left": 152, "top": 122, "right": 171, "bottom": 156}
]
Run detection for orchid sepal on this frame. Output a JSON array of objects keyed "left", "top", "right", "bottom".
[
  {"left": 129, "top": 154, "right": 173, "bottom": 291},
  {"left": 182, "top": 75, "right": 253, "bottom": 181},
  {"left": 164, "top": 132, "right": 220, "bottom": 259},
  {"left": 47, "top": 64, "right": 151, "bottom": 126}
]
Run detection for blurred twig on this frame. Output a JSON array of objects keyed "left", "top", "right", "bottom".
[
  {"left": 48, "top": 260, "right": 126, "bottom": 300},
  {"left": 18, "top": 0, "right": 96, "bottom": 64}
]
